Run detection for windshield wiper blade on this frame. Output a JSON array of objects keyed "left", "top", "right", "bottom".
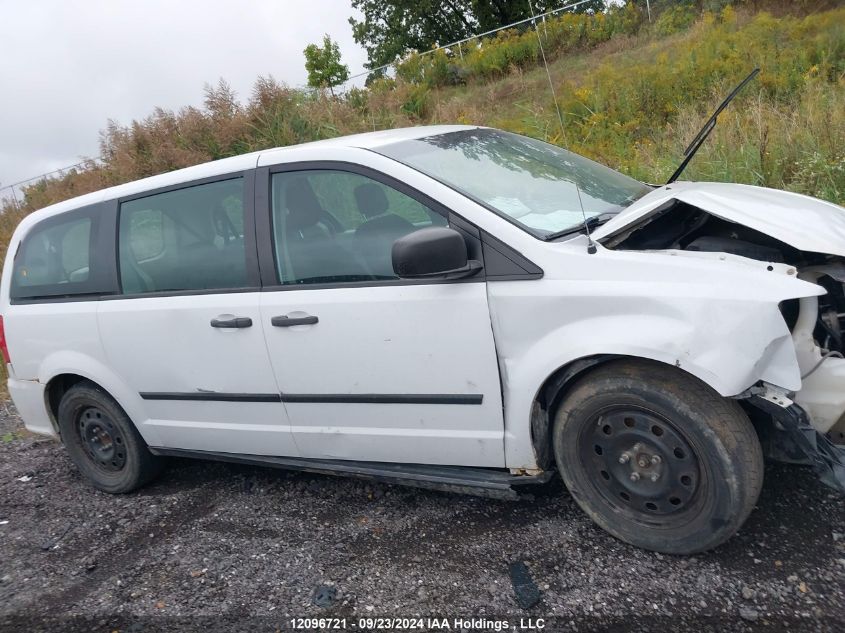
[
  {"left": 543, "top": 214, "right": 607, "bottom": 241},
  {"left": 667, "top": 68, "right": 760, "bottom": 185}
]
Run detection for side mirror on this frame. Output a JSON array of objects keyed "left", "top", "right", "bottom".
[{"left": 392, "top": 227, "right": 482, "bottom": 280}]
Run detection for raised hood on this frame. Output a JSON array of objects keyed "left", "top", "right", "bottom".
[{"left": 592, "top": 182, "right": 845, "bottom": 257}]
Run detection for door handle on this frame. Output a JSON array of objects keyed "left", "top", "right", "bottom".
[
  {"left": 210, "top": 316, "right": 253, "bottom": 328},
  {"left": 271, "top": 315, "right": 319, "bottom": 327}
]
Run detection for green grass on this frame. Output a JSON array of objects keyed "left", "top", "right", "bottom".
[
  {"left": 423, "top": 6, "right": 845, "bottom": 203},
  {"left": 2, "top": 430, "right": 24, "bottom": 443}
]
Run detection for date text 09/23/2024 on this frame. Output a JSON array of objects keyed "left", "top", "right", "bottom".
[{"left": 289, "top": 617, "right": 547, "bottom": 630}]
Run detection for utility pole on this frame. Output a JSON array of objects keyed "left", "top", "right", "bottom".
[
  {"left": 1, "top": 183, "right": 22, "bottom": 212},
  {"left": 10, "top": 186, "right": 21, "bottom": 211}
]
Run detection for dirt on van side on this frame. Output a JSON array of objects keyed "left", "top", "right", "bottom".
[{"left": 0, "top": 403, "right": 842, "bottom": 633}]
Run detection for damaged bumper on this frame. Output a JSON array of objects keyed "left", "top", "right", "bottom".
[{"left": 752, "top": 395, "right": 845, "bottom": 494}]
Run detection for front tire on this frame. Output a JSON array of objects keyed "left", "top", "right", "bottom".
[
  {"left": 58, "top": 382, "right": 163, "bottom": 493},
  {"left": 552, "top": 359, "right": 763, "bottom": 554}
]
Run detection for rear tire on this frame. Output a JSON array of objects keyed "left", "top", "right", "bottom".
[
  {"left": 58, "top": 382, "right": 163, "bottom": 493},
  {"left": 552, "top": 359, "right": 763, "bottom": 554}
]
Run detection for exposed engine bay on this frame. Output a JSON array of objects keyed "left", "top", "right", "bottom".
[{"left": 603, "top": 199, "right": 845, "bottom": 442}]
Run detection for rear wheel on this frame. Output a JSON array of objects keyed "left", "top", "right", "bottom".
[
  {"left": 58, "top": 382, "right": 163, "bottom": 493},
  {"left": 552, "top": 359, "right": 763, "bottom": 554}
]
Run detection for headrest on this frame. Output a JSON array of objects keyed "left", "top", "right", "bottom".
[
  {"left": 354, "top": 183, "right": 389, "bottom": 220},
  {"left": 285, "top": 177, "right": 323, "bottom": 230}
]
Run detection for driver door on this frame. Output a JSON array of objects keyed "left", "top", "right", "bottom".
[{"left": 256, "top": 165, "right": 505, "bottom": 467}]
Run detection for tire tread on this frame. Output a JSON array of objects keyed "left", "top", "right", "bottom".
[{"left": 57, "top": 381, "right": 163, "bottom": 493}]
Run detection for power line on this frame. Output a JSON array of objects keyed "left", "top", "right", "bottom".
[
  {"left": 528, "top": 0, "right": 566, "bottom": 140},
  {"left": 0, "top": 157, "right": 105, "bottom": 210},
  {"left": 0, "top": 158, "right": 100, "bottom": 192}
]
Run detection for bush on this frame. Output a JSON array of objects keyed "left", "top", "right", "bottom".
[
  {"left": 394, "top": 3, "right": 645, "bottom": 89},
  {"left": 401, "top": 85, "right": 430, "bottom": 118},
  {"left": 654, "top": 5, "right": 698, "bottom": 36}
]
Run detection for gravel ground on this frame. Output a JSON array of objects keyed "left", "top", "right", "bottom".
[{"left": 0, "top": 403, "right": 843, "bottom": 633}]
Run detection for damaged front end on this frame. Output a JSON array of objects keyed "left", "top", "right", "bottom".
[
  {"left": 750, "top": 389, "right": 845, "bottom": 493},
  {"left": 592, "top": 182, "right": 845, "bottom": 493}
]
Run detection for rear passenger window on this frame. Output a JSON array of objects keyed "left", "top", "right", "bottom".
[
  {"left": 11, "top": 209, "right": 104, "bottom": 300},
  {"left": 118, "top": 178, "right": 247, "bottom": 294}
]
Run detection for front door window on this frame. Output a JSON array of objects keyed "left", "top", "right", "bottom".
[{"left": 270, "top": 170, "right": 447, "bottom": 285}]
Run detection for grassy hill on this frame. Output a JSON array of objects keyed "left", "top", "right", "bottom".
[{"left": 2, "top": 0, "right": 844, "bottom": 261}]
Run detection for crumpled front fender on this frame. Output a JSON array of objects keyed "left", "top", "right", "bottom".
[{"left": 489, "top": 248, "right": 824, "bottom": 469}]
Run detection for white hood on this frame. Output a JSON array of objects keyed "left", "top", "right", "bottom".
[{"left": 592, "top": 182, "right": 845, "bottom": 257}]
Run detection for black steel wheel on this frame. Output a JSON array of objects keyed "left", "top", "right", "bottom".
[
  {"left": 77, "top": 406, "right": 127, "bottom": 472},
  {"left": 553, "top": 359, "right": 763, "bottom": 554},
  {"left": 582, "top": 407, "right": 700, "bottom": 520},
  {"left": 58, "top": 381, "right": 163, "bottom": 493}
]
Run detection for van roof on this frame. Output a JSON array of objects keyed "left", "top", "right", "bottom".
[{"left": 21, "top": 125, "right": 480, "bottom": 224}]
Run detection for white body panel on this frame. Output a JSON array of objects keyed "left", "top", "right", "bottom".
[
  {"left": 3, "top": 300, "right": 106, "bottom": 438},
  {"left": 3, "top": 125, "right": 844, "bottom": 474},
  {"left": 96, "top": 294, "right": 297, "bottom": 456},
  {"left": 2, "top": 299, "right": 157, "bottom": 443},
  {"left": 593, "top": 181, "right": 845, "bottom": 257},
  {"left": 260, "top": 284, "right": 504, "bottom": 466}
]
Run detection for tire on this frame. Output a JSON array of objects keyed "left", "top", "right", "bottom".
[
  {"left": 57, "top": 382, "right": 164, "bottom": 493},
  {"left": 552, "top": 359, "right": 763, "bottom": 554}
]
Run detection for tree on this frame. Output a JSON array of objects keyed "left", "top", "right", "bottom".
[
  {"left": 303, "top": 35, "right": 350, "bottom": 95},
  {"left": 570, "top": 0, "right": 607, "bottom": 12},
  {"left": 349, "top": 1, "right": 608, "bottom": 71},
  {"left": 470, "top": 0, "right": 607, "bottom": 32},
  {"left": 349, "top": 0, "right": 474, "bottom": 71}
]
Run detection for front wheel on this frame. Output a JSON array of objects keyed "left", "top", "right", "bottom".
[
  {"left": 58, "top": 382, "right": 163, "bottom": 493},
  {"left": 553, "top": 359, "right": 763, "bottom": 554}
]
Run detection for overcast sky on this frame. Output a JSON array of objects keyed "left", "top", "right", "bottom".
[{"left": 0, "top": 0, "right": 367, "bottom": 193}]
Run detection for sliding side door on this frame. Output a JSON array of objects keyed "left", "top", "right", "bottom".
[{"left": 97, "top": 172, "right": 297, "bottom": 456}]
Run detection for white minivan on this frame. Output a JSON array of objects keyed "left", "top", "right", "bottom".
[{"left": 2, "top": 126, "right": 843, "bottom": 554}]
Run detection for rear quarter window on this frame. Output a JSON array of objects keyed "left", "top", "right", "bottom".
[{"left": 10, "top": 203, "right": 116, "bottom": 301}]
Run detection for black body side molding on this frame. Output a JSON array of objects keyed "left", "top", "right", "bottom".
[
  {"left": 140, "top": 392, "right": 281, "bottom": 403},
  {"left": 148, "top": 448, "right": 553, "bottom": 499},
  {"left": 140, "top": 392, "right": 482, "bottom": 405},
  {"left": 281, "top": 393, "right": 483, "bottom": 405}
]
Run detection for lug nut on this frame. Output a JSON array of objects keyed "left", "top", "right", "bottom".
[
  {"left": 630, "top": 472, "right": 640, "bottom": 482},
  {"left": 619, "top": 454, "right": 630, "bottom": 464},
  {"left": 650, "top": 473, "right": 660, "bottom": 482},
  {"left": 651, "top": 455, "right": 662, "bottom": 465}
]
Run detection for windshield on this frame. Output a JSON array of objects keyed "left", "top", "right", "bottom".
[{"left": 376, "top": 128, "right": 652, "bottom": 238}]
